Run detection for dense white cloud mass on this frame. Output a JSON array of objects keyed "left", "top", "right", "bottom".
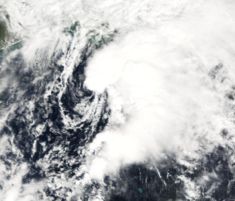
[
  {"left": 1, "top": 0, "right": 235, "bottom": 200},
  {"left": 84, "top": 0, "right": 235, "bottom": 179}
]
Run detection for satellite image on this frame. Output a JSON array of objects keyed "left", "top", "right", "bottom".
[{"left": 0, "top": 0, "right": 235, "bottom": 201}]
